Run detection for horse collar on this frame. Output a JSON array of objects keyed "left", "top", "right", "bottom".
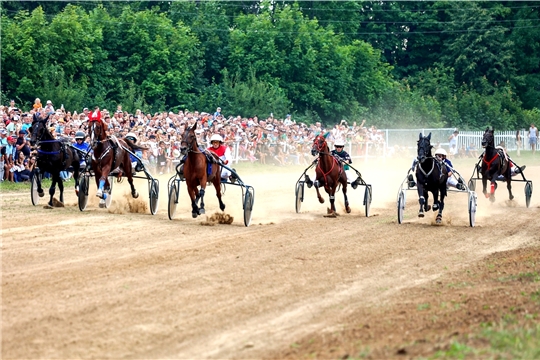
[{"left": 417, "top": 158, "right": 435, "bottom": 177}]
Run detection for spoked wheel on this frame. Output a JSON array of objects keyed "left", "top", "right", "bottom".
[
  {"left": 30, "top": 172, "right": 41, "bottom": 206},
  {"left": 149, "top": 179, "right": 159, "bottom": 215},
  {"left": 243, "top": 187, "right": 255, "bottom": 227},
  {"left": 168, "top": 181, "right": 179, "bottom": 220},
  {"left": 78, "top": 175, "right": 90, "bottom": 211},
  {"left": 468, "top": 179, "right": 476, "bottom": 192},
  {"left": 363, "top": 185, "right": 372, "bottom": 217},
  {"left": 295, "top": 182, "right": 304, "bottom": 213},
  {"left": 525, "top": 181, "right": 533, "bottom": 208},
  {"left": 468, "top": 191, "right": 477, "bottom": 227},
  {"left": 397, "top": 190, "right": 405, "bottom": 224}
]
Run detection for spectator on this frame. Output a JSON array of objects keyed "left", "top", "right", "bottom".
[
  {"left": 528, "top": 124, "right": 538, "bottom": 154},
  {"left": 516, "top": 130, "right": 522, "bottom": 157},
  {"left": 448, "top": 130, "right": 459, "bottom": 155}
]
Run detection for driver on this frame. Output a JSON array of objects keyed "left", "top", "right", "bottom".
[
  {"left": 125, "top": 132, "right": 144, "bottom": 173},
  {"left": 73, "top": 131, "right": 92, "bottom": 170},
  {"left": 331, "top": 139, "right": 356, "bottom": 184},
  {"left": 207, "top": 134, "right": 236, "bottom": 183},
  {"left": 434, "top": 148, "right": 466, "bottom": 190}
]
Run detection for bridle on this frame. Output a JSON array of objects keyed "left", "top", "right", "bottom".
[
  {"left": 416, "top": 136, "right": 436, "bottom": 176},
  {"left": 181, "top": 129, "right": 203, "bottom": 155},
  {"left": 311, "top": 135, "right": 330, "bottom": 156},
  {"left": 89, "top": 120, "right": 106, "bottom": 147}
]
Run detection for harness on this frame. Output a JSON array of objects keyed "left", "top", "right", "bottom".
[{"left": 313, "top": 136, "right": 343, "bottom": 190}]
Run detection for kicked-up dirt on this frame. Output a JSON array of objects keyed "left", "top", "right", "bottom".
[{"left": 2, "top": 157, "right": 538, "bottom": 359}]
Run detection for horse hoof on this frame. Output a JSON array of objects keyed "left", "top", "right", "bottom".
[
  {"left": 199, "top": 208, "right": 205, "bottom": 215},
  {"left": 38, "top": 191, "right": 45, "bottom": 198},
  {"left": 132, "top": 191, "right": 139, "bottom": 199},
  {"left": 418, "top": 211, "right": 425, "bottom": 218},
  {"left": 489, "top": 196, "right": 495, "bottom": 203},
  {"left": 425, "top": 205, "right": 431, "bottom": 212},
  {"left": 436, "top": 218, "right": 442, "bottom": 224},
  {"left": 318, "top": 198, "right": 325, "bottom": 204},
  {"left": 192, "top": 212, "right": 198, "bottom": 218},
  {"left": 346, "top": 206, "right": 351, "bottom": 214},
  {"left": 432, "top": 204, "right": 439, "bottom": 211},
  {"left": 99, "top": 201, "right": 106, "bottom": 208}
]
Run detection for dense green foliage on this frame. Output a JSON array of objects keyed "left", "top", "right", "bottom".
[{"left": 1, "top": 1, "right": 539, "bottom": 129}]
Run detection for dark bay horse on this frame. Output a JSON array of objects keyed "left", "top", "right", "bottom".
[
  {"left": 180, "top": 123, "right": 225, "bottom": 218},
  {"left": 311, "top": 133, "right": 350, "bottom": 216},
  {"left": 480, "top": 128, "right": 513, "bottom": 202},
  {"left": 29, "top": 113, "right": 80, "bottom": 207},
  {"left": 88, "top": 118, "right": 143, "bottom": 207},
  {"left": 415, "top": 133, "right": 448, "bottom": 223}
]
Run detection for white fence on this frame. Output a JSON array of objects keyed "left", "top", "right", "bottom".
[{"left": 227, "top": 128, "right": 531, "bottom": 164}]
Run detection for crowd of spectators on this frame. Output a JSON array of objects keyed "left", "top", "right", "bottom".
[{"left": 0, "top": 98, "right": 388, "bottom": 180}]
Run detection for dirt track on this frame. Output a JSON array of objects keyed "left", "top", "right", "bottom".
[{"left": 2, "top": 157, "right": 538, "bottom": 359}]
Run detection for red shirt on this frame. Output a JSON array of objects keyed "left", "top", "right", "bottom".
[
  {"left": 89, "top": 110, "right": 102, "bottom": 122},
  {"left": 207, "top": 145, "right": 227, "bottom": 157}
]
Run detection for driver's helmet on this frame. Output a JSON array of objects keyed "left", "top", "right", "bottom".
[
  {"left": 210, "top": 134, "right": 223, "bottom": 143},
  {"left": 434, "top": 148, "right": 447, "bottom": 157},
  {"left": 334, "top": 139, "right": 346, "bottom": 147},
  {"left": 125, "top": 132, "right": 138, "bottom": 143},
  {"left": 75, "top": 131, "right": 86, "bottom": 140}
]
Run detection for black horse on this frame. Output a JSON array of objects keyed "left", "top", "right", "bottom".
[
  {"left": 29, "top": 113, "right": 80, "bottom": 207},
  {"left": 414, "top": 133, "right": 448, "bottom": 223},
  {"left": 480, "top": 128, "right": 513, "bottom": 202}
]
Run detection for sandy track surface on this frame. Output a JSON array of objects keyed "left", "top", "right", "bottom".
[{"left": 2, "top": 157, "right": 538, "bottom": 359}]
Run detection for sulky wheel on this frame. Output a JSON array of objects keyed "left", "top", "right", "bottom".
[
  {"left": 168, "top": 181, "right": 179, "bottom": 220},
  {"left": 468, "top": 191, "right": 477, "bottom": 227},
  {"left": 78, "top": 175, "right": 90, "bottom": 211},
  {"left": 149, "top": 179, "right": 159, "bottom": 215},
  {"left": 468, "top": 179, "right": 476, "bottom": 192},
  {"left": 525, "top": 181, "right": 533, "bottom": 208},
  {"left": 364, "top": 185, "right": 372, "bottom": 217},
  {"left": 243, "top": 187, "right": 255, "bottom": 227},
  {"left": 295, "top": 182, "right": 304, "bottom": 213},
  {"left": 397, "top": 190, "right": 405, "bottom": 224}
]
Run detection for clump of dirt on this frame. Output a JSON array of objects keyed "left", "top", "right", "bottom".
[
  {"left": 52, "top": 198, "right": 64, "bottom": 207},
  {"left": 107, "top": 193, "right": 148, "bottom": 214},
  {"left": 201, "top": 212, "right": 234, "bottom": 225}
]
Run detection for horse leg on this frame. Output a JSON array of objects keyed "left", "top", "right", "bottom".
[
  {"left": 214, "top": 177, "right": 225, "bottom": 211},
  {"left": 58, "top": 173, "right": 65, "bottom": 204},
  {"left": 314, "top": 179, "right": 325, "bottom": 204},
  {"left": 432, "top": 190, "right": 439, "bottom": 212},
  {"left": 124, "top": 158, "right": 139, "bottom": 199},
  {"left": 328, "top": 193, "right": 336, "bottom": 215},
  {"left": 73, "top": 161, "right": 80, "bottom": 195},
  {"left": 436, "top": 196, "right": 445, "bottom": 224},
  {"left": 489, "top": 176, "right": 497, "bottom": 203},
  {"left": 34, "top": 169, "right": 45, "bottom": 197},
  {"left": 506, "top": 178, "right": 514, "bottom": 200},
  {"left": 189, "top": 187, "right": 200, "bottom": 218},
  {"left": 48, "top": 174, "right": 58, "bottom": 207},
  {"left": 417, "top": 184, "right": 431, "bottom": 216},
  {"left": 342, "top": 180, "right": 351, "bottom": 213},
  {"left": 198, "top": 188, "right": 206, "bottom": 215}
]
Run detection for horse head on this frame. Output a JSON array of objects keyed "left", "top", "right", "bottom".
[
  {"left": 417, "top": 132, "right": 432, "bottom": 163},
  {"left": 89, "top": 118, "right": 107, "bottom": 146},
  {"left": 29, "top": 113, "right": 50, "bottom": 146},
  {"left": 181, "top": 122, "right": 198, "bottom": 155},
  {"left": 311, "top": 133, "right": 329, "bottom": 156},
  {"left": 481, "top": 128, "right": 494, "bottom": 148}
]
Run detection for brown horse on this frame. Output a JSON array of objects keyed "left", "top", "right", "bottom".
[
  {"left": 480, "top": 128, "right": 513, "bottom": 202},
  {"left": 88, "top": 118, "right": 143, "bottom": 207},
  {"left": 311, "top": 133, "right": 350, "bottom": 216},
  {"left": 180, "top": 123, "right": 225, "bottom": 218}
]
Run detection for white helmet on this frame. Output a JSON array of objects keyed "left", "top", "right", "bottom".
[
  {"left": 125, "top": 132, "right": 138, "bottom": 143},
  {"left": 434, "top": 148, "right": 447, "bottom": 156},
  {"left": 210, "top": 134, "right": 223, "bottom": 143},
  {"left": 334, "top": 139, "right": 345, "bottom": 147}
]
